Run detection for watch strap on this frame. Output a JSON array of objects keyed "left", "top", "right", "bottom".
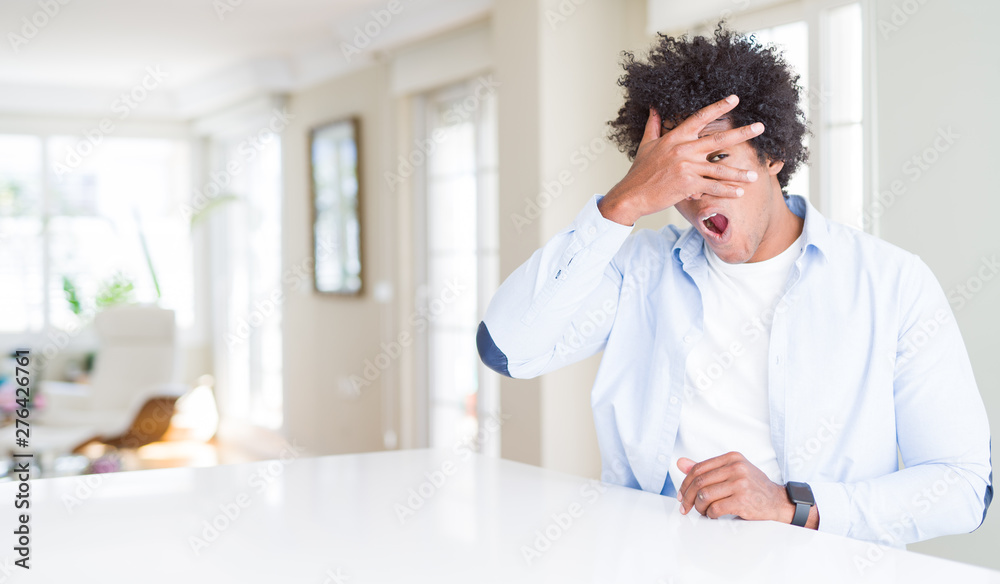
[{"left": 791, "top": 501, "right": 810, "bottom": 527}]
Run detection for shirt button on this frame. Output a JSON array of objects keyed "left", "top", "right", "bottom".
[
  {"left": 683, "top": 335, "right": 693, "bottom": 343},
  {"left": 669, "top": 396, "right": 679, "bottom": 405},
  {"left": 657, "top": 454, "right": 667, "bottom": 463},
  {"left": 586, "top": 225, "right": 597, "bottom": 236}
]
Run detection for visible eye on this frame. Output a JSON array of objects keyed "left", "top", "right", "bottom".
[{"left": 708, "top": 152, "right": 728, "bottom": 163}]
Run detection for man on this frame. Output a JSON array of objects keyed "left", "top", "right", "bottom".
[{"left": 476, "top": 27, "right": 992, "bottom": 545}]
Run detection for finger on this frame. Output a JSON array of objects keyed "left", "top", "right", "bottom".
[
  {"left": 693, "top": 177, "right": 745, "bottom": 199},
  {"left": 694, "top": 122, "right": 765, "bottom": 152},
  {"left": 705, "top": 495, "right": 740, "bottom": 519},
  {"left": 675, "top": 94, "right": 740, "bottom": 137},
  {"left": 693, "top": 480, "right": 740, "bottom": 517},
  {"left": 680, "top": 466, "right": 735, "bottom": 515},
  {"left": 639, "top": 107, "right": 661, "bottom": 147},
  {"left": 677, "top": 453, "right": 738, "bottom": 506},
  {"left": 676, "top": 457, "right": 696, "bottom": 474},
  {"left": 693, "top": 162, "right": 758, "bottom": 183}
]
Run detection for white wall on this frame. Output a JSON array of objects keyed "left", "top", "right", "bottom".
[
  {"left": 871, "top": 0, "right": 999, "bottom": 569},
  {"left": 281, "top": 64, "right": 393, "bottom": 455},
  {"left": 493, "top": 0, "right": 651, "bottom": 475}
]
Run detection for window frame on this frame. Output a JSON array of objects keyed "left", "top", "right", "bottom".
[
  {"left": 704, "top": 0, "right": 877, "bottom": 233},
  {"left": 411, "top": 76, "right": 500, "bottom": 455}
]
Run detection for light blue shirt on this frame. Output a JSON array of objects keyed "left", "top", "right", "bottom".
[{"left": 477, "top": 194, "right": 992, "bottom": 545}]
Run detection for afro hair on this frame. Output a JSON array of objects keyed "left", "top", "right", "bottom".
[{"left": 607, "top": 24, "right": 809, "bottom": 190}]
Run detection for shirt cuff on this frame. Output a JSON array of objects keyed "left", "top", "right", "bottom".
[
  {"left": 570, "top": 194, "right": 634, "bottom": 257},
  {"left": 810, "top": 481, "right": 851, "bottom": 538}
]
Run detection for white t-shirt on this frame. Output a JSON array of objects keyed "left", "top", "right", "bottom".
[{"left": 667, "top": 233, "right": 804, "bottom": 492}]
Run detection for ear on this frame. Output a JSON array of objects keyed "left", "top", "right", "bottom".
[{"left": 767, "top": 158, "right": 785, "bottom": 176}]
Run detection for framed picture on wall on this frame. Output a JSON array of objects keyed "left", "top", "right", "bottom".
[{"left": 309, "top": 117, "right": 362, "bottom": 295}]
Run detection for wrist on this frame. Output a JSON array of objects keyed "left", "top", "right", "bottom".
[
  {"left": 778, "top": 497, "right": 797, "bottom": 524},
  {"left": 783, "top": 481, "right": 819, "bottom": 530},
  {"left": 598, "top": 189, "right": 641, "bottom": 226}
]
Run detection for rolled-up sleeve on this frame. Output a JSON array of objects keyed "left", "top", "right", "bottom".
[{"left": 478, "top": 194, "right": 634, "bottom": 379}]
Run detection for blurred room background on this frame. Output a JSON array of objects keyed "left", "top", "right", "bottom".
[{"left": 0, "top": 0, "right": 995, "bottom": 569}]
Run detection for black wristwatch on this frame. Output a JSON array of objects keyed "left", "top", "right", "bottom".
[{"left": 785, "top": 481, "right": 815, "bottom": 527}]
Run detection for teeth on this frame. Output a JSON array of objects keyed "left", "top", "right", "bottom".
[{"left": 701, "top": 213, "right": 717, "bottom": 221}]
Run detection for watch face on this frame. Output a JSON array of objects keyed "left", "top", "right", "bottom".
[{"left": 787, "top": 482, "right": 815, "bottom": 505}]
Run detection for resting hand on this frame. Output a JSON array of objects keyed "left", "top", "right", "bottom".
[{"left": 675, "top": 451, "right": 816, "bottom": 528}]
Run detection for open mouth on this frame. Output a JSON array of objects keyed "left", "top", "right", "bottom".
[{"left": 701, "top": 212, "right": 730, "bottom": 238}]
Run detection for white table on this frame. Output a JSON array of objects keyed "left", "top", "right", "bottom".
[{"left": 1, "top": 449, "right": 998, "bottom": 583}]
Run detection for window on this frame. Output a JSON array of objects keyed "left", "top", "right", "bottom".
[
  {"left": 750, "top": 20, "right": 811, "bottom": 202},
  {"left": 414, "top": 77, "right": 499, "bottom": 454},
  {"left": 0, "top": 135, "right": 193, "bottom": 340},
  {"left": 822, "top": 3, "right": 864, "bottom": 228},
  {"left": 207, "top": 131, "right": 284, "bottom": 429},
  {"left": 731, "top": 0, "right": 867, "bottom": 230}
]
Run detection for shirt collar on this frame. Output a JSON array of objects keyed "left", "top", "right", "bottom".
[{"left": 672, "top": 194, "right": 831, "bottom": 269}]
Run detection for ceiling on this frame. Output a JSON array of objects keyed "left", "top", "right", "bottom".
[{"left": 0, "top": 0, "right": 491, "bottom": 119}]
